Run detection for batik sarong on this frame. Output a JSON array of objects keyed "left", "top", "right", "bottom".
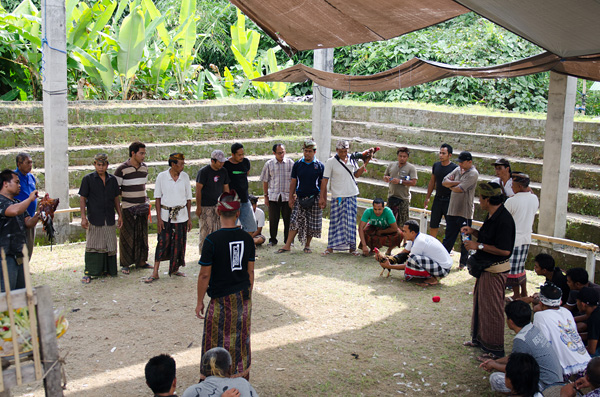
[
  {"left": 289, "top": 199, "right": 322, "bottom": 244},
  {"left": 85, "top": 223, "right": 118, "bottom": 277},
  {"left": 154, "top": 221, "right": 187, "bottom": 275},
  {"left": 201, "top": 289, "right": 252, "bottom": 379},
  {"left": 388, "top": 197, "right": 410, "bottom": 227},
  {"left": 506, "top": 244, "right": 529, "bottom": 288},
  {"left": 327, "top": 196, "right": 358, "bottom": 251},
  {"left": 471, "top": 271, "right": 507, "bottom": 357},
  {"left": 198, "top": 205, "right": 220, "bottom": 253},
  {"left": 119, "top": 209, "right": 149, "bottom": 268},
  {"left": 363, "top": 225, "right": 403, "bottom": 251}
]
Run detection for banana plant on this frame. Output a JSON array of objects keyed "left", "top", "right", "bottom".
[{"left": 117, "top": 4, "right": 145, "bottom": 99}]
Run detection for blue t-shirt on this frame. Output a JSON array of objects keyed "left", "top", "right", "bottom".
[
  {"left": 14, "top": 169, "right": 36, "bottom": 217},
  {"left": 291, "top": 158, "right": 324, "bottom": 198}
]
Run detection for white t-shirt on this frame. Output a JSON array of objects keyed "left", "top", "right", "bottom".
[
  {"left": 504, "top": 191, "right": 539, "bottom": 246},
  {"left": 491, "top": 177, "right": 514, "bottom": 197},
  {"left": 405, "top": 233, "right": 453, "bottom": 269},
  {"left": 154, "top": 170, "right": 193, "bottom": 223},
  {"left": 254, "top": 207, "right": 265, "bottom": 228},
  {"left": 323, "top": 155, "right": 360, "bottom": 198},
  {"left": 533, "top": 307, "right": 590, "bottom": 376}
]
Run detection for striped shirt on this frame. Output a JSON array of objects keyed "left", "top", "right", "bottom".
[
  {"left": 114, "top": 159, "right": 148, "bottom": 209},
  {"left": 259, "top": 157, "right": 294, "bottom": 201}
]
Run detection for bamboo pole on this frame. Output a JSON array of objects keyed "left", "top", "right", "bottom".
[
  {"left": 21, "top": 247, "right": 42, "bottom": 379},
  {"left": 0, "top": 251, "right": 21, "bottom": 386}
]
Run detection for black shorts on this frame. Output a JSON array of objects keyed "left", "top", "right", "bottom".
[{"left": 430, "top": 195, "right": 450, "bottom": 228}]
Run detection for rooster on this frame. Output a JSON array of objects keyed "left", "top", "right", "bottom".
[{"left": 38, "top": 194, "right": 59, "bottom": 249}]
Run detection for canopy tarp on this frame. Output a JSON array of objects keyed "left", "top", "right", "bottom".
[{"left": 254, "top": 53, "right": 600, "bottom": 91}]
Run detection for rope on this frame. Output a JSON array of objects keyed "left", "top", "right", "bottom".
[{"left": 40, "top": 0, "right": 68, "bottom": 84}]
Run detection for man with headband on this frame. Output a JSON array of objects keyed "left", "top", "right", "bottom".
[
  {"left": 146, "top": 153, "right": 192, "bottom": 282},
  {"left": 533, "top": 282, "right": 590, "bottom": 378},
  {"left": 461, "top": 181, "right": 515, "bottom": 359},
  {"left": 196, "top": 190, "right": 255, "bottom": 380}
]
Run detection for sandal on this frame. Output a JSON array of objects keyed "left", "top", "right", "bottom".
[
  {"left": 139, "top": 263, "right": 153, "bottom": 269},
  {"left": 477, "top": 352, "right": 500, "bottom": 361},
  {"left": 81, "top": 276, "right": 91, "bottom": 284},
  {"left": 321, "top": 249, "right": 333, "bottom": 256},
  {"left": 303, "top": 247, "right": 312, "bottom": 254},
  {"left": 351, "top": 250, "right": 362, "bottom": 256},
  {"left": 121, "top": 267, "right": 130, "bottom": 275},
  {"left": 463, "top": 341, "right": 480, "bottom": 348},
  {"left": 416, "top": 280, "right": 439, "bottom": 287},
  {"left": 144, "top": 276, "right": 159, "bottom": 283},
  {"left": 276, "top": 248, "right": 290, "bottom": 254},
  {"left": 174, "top": 272, "right": 186, "bottom": 277}
]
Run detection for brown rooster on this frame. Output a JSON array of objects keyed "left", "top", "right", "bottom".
[{"left": 39, "top": 194, "right": 59, "bottom": 249}]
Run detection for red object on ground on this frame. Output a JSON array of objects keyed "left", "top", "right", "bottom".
[{"left": 432, "top": 296, "right": 441, "bottom": 303}]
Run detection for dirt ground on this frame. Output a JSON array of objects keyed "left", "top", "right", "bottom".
[{"left": 10, "top": 220, "right": 544, "bottom": 396}]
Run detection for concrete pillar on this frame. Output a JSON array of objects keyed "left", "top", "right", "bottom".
[
  {"left": 312, "top": 48, "right": 334, "bottom": 162},
  {"left": 538, "top": 72, "right": 577, "bottom": 238},
  {"left": 42, "top": 0, "right": 70, "bottom": 242}
]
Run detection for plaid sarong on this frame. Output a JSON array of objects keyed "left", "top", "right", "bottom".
[
  {"left": 154, "top": 221, "right": 187, "bottom": 275},
  {"left": 363, "top": 225, "right": 403, "bottom": 251},
  {"left": 508, "top": 244, "right": 529, "bottom": 278},
  {"left": 327, "top": 196, "right": 358, "bottom": 251},
  {"left": 201, "top": 289, "right": 252, "bottom": 379},
  {"left": 289, "top": 198, "right": 322, "bottom": 244},
  {"left": 119, "top": 209, "right": 149, "bottom": 267},
  {"left": 198, "top": 205, "right": 220, "bottom": 253},
  {"left": 405, "top": 254, "right": 450, "bottom": 278},
  {"left": 471, "top": 271, "right": 507, "bottom": 357}
]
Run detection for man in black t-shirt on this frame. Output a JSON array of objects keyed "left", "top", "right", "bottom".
[
  {"left": 196, "top": 190, "right": 255, "bottom": 380},
  {"left": 223, "top": 143, "right": 256, "bottom": 234},
  {"left": 577, "top": 287, "right": 600, "bottom": 357},
  {"left": 424, "top": 143, "right": 458, "bottom": 237},
  {"left": 520, "top": 253, "right": 570, "bottom": 308}
]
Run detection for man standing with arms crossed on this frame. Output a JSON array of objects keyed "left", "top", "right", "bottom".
[
  {"left": 260, "top": 143, "right": 294, "bottom": 247},
  {"left": 442, "top": 151, "right": 479, "bottom": 269},
  {"left": 423, "top": 144, "right": 457, "bottom": 237},
  {"left": 196, "top": 150, "right": 230, "bottom": 253},
  {"left": 114, "top": 142, "right": 150, "bottom": 274}
]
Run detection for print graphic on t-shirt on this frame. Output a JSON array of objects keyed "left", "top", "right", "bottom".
[
  {"left": 229, "top": 241, "right": 245, "bottom": 271},
  {"left": 213, "top": 176, "right": 220, "bottom": 182}
]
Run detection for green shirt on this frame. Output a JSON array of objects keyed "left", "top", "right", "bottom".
[{"left": 361, "top": 207, "right": 396, "bottom": 228}]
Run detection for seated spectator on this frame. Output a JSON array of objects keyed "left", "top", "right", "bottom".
[
  {"left": 375, "top": 220, "right": 452, "bottom": 286},
  {"left": 504, "top": 353, "right": 543, "bottom": 397},
  {"left": 533, "top": 283, "right": 590, "bottom": 379},
  {"left": 182, "top": 347, "right": 258, "bottom": 397},
  {"left": 561, "top": 357, "right": 600, "bottom": 397},
  {"left": 243, "top": 195, "right": 265, "bottom": 247},
  {"left": 577, "top": 287, "right": 600, "bottom": 357},
  {"left": 519, "top": 253, "right": 569, "bottom": 308},
  {"left": 358, "top": 198, "right": 403, "bottom": 256},
  {"left": 480, "top": 301, "right": 563, "bottom": 393},
  {"left": 145, "top": 354, "right": 177, "bottom": 397},
  {"left": 566, "top": 268, "right": 600, "bottom": 313}
]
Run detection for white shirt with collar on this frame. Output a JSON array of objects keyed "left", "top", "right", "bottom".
[{"left": 154, "top": 169, "right": 193, "bottom": 223}]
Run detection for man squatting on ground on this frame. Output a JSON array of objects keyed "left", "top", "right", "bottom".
[
  {"left": 375, "top": 220, "right": 453, "bottom": 286},
  {"left": 479, "top": 300, "right": 562, "bottom": 394},
  {"left": 277, "top": 139, "right": 324, "bottom": 254},
  {"left": 247, "top": 195, "right": 266, "bottom": 246},
  {"left": 79, "top": 153, "right": 122, "bottom": 284},
  {"left": 423, "top": 143, "right": 457, "bottom": 238},
  {"left": 384, "top": 146, "right": 417, "bottom": 229},
  {"left": 462, "top": 182, "right": 515, "bottom": 359},
  {"left": 504, "top": 173, "right": 539, "bottom": 300},
  {"left": 146, "top": 153, "right": 192, "bottom": 282},
  {"left": 224, "top": 143, "right": 256, "bottom": 234},
  {"left": 197, "top": 190, "right": 255, "bottom": 380},
  {"left": 0, "top": 169, "right": 39, "bottom": 291},
  {"left": 260, "top": 143, "right": 294, "bottom": 247},
  {"left": 358, "top": 197, "right": 403, "bottom": 256},
  {"left": 519, "top": 253, "right": 570, "bottom": 310},
  {"left": 321, "top": 139, "right": 369, "bottom": 256},
  {"left": 14, "top": 152, "right": 37, "bottom": 260},
  {"left": 442, "top": 151, "right": 479, "bottom": 269},
  {"left": 196, "top": 150, "right": 230, "bottom": 253},
  {"left": 114, "top": 141, "right": 151, "bottom": 274}
]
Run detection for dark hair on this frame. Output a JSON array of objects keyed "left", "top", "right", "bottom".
[
  {"left": 534, "top": 253, "right": 555, "bottom": 272},
  {"left": 440, "top": 143, "right": 453, "bottom": 155},
  {"left": 201, "top": 347, "right": 232, "bottom": 378},
  {"left": 373, "top": 198, "right": 385, "bottom": 207},
  {"left": 145, "top": 354, "right": 176, "bottom": 394},
  {"left": 566, "top": 267, "right": 589, "bottom": 285},
  {"left": 505, "top": 353, "right": 540, "bottom": 397},
  {"left": 396, "top": 147, "right": 410, "bottom": 156},
  {"left": 249, "top": 195, "right": 258, "bottom": 205},
  {"left": 540, "top": 282, "right": 563, "bottom": 301},
  {"left": 231, "top": 142, "right": 244, "bottom": 155},
  {"left": 587, "top": 357, "right": 600, "bottom": 389},
  {"left": 129, "top": 141, "right": 145, "bottom": 158},
  {"left": 505, "top": 300, "right": 532, "bottom": 328},
  {"left": 0, "top": 169, "right": 17, "bottom": 188},
  {"left": 272, "top": 143, "right": 284, "bottom": 153},
  {"left": 15, "top": 153, "right": 31, "bottom": 167},
  {"left": 403, "top": 220, "right": 419, "bottom": 234}
]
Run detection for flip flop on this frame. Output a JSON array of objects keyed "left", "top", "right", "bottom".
[
  {"left": 477, "top": 352, "right": 500, "bottom": 361},
  {"left": 463, "top": 341, "right": 480, "bottom": 348},
  {"left": 276, "top": 248, "right": 290, "bottom": 254},
  {"left": 144, "top": 276, "right": 159, "bottom": 283},
  {"left": 81, "top": 276, "right": 91, "bottom": 284},
  {"left": 121, "top": 267, "right": 130, "bottom": 275},
  {"left": 321, "top": 250, "right": 333, "bottom": 256},
  {"left": 416, "top": 281, "right": 439, "bottom": 287},
  {"left": 174, "top": 272, "right": 186, "bottom": 277},
  {"left": 139, "top": 264, "right": 153, "bottom": 269},
  {"left": 303, "top": 247, "right": 312, "bottom": 254}
]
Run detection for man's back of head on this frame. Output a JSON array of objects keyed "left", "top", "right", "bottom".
[
  {"left": 505, "top": 300, "right": 532, "bottom": 329},
  {"left": 587, "top": 357, "right": 600, "bottom": 389},
  {"left": 145, "top": 354, "right": 176, "bottom": 395}
]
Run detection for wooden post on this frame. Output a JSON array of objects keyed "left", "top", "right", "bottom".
[
  {"left": 0, "top": 251, "right": 21, "bottom": 386},
  {"left": 35, "top": 286, "right": 63, "bottom": 397},
  {"left": 21, "top": 248, "right": 42, "bottom": 379}
]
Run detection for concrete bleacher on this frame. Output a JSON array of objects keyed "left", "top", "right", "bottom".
[{"left": 0, "top": 100, "right": 598, "bottom": 268}]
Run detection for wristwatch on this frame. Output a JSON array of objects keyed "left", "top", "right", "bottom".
[{"left": 478, "top": 243, "right": 484, "bottom": 250}]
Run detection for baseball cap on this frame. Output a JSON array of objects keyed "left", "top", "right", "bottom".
[
  {"left": 94, "top": 153, "right": 108, "bottom": 164},
  {"left": 336, "top": 140, "right": 350, "bottom": 149},
  {"left": 578, "top": 287, "right": 600, "bottom": 306},
  {"left": 211, "top": 150, "right": 226, "bottom": 163},
  {"left": 303, "top": 139, "right": 317, "bottom": 150},
  {"left": 457, "top": 151, "right": 472, "bottom": 162}
]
